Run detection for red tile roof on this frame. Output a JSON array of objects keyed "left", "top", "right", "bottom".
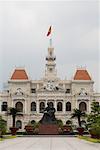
[
  {"left": 74, "top": 69, "right": 91, "bottom": 80},
  {"left": 11, "top": 69, "right": 28, "bottom": 80}
]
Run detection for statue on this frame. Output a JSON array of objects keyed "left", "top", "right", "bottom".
[{"left": 40, "top": 102, "right": 57, "bottom": 124}]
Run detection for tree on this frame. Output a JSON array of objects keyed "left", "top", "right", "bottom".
[
  {"left": 87, "top": 100, "right": 100, "bottom": 128},
  {"left": 7, "top": 107, "right": 20, "bottom": 135},
  {"left": 87, "top": 100, "right": 100, "bottom": 138},
  {"left": 71, "top": 109, "right": 86, "bottom": 127},
  {"left": 0, "top": 116, "right": 7, "bottom": 137},
  {"left": 91, "top": 101, "right": 100, "bottom": 114}
]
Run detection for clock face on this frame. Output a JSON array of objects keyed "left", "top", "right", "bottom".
[{"left": 46, "top": 81, "right": 55, "bottom": 91}]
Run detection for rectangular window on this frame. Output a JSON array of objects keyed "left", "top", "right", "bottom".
[
  {"left": 66, "top": 89, "right": 70, "bottom": 93},
  {"left": 31, "top": 89, "right": 36, "bottom": 93}
]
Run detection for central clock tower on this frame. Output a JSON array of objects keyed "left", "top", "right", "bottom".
[{"left": 45, "top": 39, "right": 57, "bottom": 80}]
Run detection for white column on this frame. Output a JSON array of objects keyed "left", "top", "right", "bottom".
[
  {"left": 46, "top": 99, "right": 48, "bottom": 107},
  {"left": 11, "top": 97, "right": 14, "bottom": 107},
  {"left": 24, "top": 99, "right": 27, "bottom": 114},
  {"left": 75, "top": 97, "right": 78, "bottom": 109},
  {"left": 54, "top": 100, "right": 56, "bottom": 111},
  {"left": 37, "top": 100, "right": 39, "bottom": 113},
  {"left": 63, "top": 100, "right": 65, "bottom": 114}
]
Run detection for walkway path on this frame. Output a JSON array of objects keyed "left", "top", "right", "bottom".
[{"left": 0, "top": 136, "right": 100, "bottom": 150}]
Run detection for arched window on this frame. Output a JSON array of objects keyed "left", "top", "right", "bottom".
[
  {"left": 66, "top": 102, "right": 71, "bottom": 111},
  {"left": 31, "top": 120, "right": 36, "bottom": 125},
  {"left": 16, "top": 120, "right": 22, "bottom": 129},
  {"left": 81, "top": 120, "right": 86, "bottom": 127},
  {"left": 57, "top": 102, "right": 63, "bottom": 111},
  {"left": 2, "top": 102, "right": 8, "bottom": 111},
  {"left": 49, "top": 102, "right": 54, "bottom": 108},
  {"left": 39, "top": 102, "right": 45, "bottom": 113},
  {"left": 31, "top": 102, "right": 36, "bottom": 111},
  {"left": 15, "top": 102, "right": 23, "bottom": 112},
  {"left": 79, "top": 102, "right": 87, "bottom": 111}
]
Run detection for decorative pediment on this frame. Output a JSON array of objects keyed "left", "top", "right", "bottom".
[
  {"left": 74, "top": 89, "right": 90, "bottom": 98},
  {"left": 37, "top": 84, "right": 64, "bottom": 92},
  {"left": 78, "top": 88, "right": 88, "bottom": 96},
  {"left": 12, "top": 88, "right": 28, "bottom": 99},
  {"left": 14, "top": 88, "right": 24, "bottom": 96}
]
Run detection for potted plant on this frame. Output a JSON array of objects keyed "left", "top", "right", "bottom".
[
  {"left": 62, "top": 120, "right": 73, "bottom": 135},
  {"left": 24, "top": 121, "right": 34, "bottom": 135},
  {"left": 7, "top": 107, "right": 19, "bottom": 135},
  {"left": 71, "top": 109, "right": 86, "bottom": 135}
]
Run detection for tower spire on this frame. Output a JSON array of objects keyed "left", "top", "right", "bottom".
[{"left": 46, "top": 39, "right": 56, "bottom": 61}]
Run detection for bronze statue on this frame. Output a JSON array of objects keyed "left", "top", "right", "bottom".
[{"left": 40, "top": 102, "right": 57, "bottom": 124}]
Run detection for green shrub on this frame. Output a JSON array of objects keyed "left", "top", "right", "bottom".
[
  {"left": 89, "top": 121, "right": 100, "bottom": 137},
  {"left": 0, "top": 116, "right": 7, "bottom": 137},
  {"left": 87, "top": 100, "right": 100, "bottom": 139}
]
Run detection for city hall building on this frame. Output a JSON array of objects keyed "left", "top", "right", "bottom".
[{"left": 0, "top": 44, "right": 100, "bottom": 131}]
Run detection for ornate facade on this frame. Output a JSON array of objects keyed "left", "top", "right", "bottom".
[{"left": 0, "top": 43, "right": 100, "bottom": 131}]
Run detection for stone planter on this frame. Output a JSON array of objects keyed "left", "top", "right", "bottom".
[
  {"left": 39, "top": 124, "right": 59, "bottom": 135},
  {"left": 24, "top": 125, "right": 34, "bottom": 135},
  {"left": 10, "top": 127, "right": 19, "bottom": 135},
  {"left": 77, "top": 127, "right": 84, "bottom": 136}
]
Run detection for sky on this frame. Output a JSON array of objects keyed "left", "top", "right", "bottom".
[{"left": 0, "top": 0, "right": 100, "bottom": 92}]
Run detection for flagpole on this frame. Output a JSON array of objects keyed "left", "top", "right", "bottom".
[
  {"left": 50, "top": 38, "right": 52, "bottom": 48},
  {"left": 49, "top": 26, "right": 52, "bottom": 48}
]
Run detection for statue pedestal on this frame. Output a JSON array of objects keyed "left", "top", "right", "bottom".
[{"left": 39, "top": 124, "right": 59, "bottom": 135}]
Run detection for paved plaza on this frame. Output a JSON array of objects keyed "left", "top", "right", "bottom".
[{"left": 0, "top": 136, "right": 100, "bottom": 150}]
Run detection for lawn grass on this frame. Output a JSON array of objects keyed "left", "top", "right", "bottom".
[
  {"left": 0, "top": 135, "right": 16, "bottom": 141},
  {"left": 0, "top": 138, "right": 3, "bottom": 141},
  {"left": 78, "top": 135, "right": 100, "bottom": 143}
]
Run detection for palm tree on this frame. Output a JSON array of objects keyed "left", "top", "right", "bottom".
[
  {"left": 71, "top": 109, "right": 86, "bottom": 127},
  {"left": 7, "top": 107, "right": 19, "bottom": 135},
  {"left": 7, "top": 107, "right": 18, "bottom": 128}
]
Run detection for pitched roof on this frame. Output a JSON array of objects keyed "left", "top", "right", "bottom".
[
  {"left": 11, "top": 69, "right": 28, "bottom": 80},
  {"left": 73, "top": 69, "right": 91, "bottom": 80}
]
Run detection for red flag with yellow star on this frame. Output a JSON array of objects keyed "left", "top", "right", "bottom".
[{"left": 47, "top": 26, "right": 52, "bottom": 36}]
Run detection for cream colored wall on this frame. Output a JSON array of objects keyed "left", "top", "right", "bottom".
[{"left": 0, "top": 78, "right": 100, "bottom": 131}]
